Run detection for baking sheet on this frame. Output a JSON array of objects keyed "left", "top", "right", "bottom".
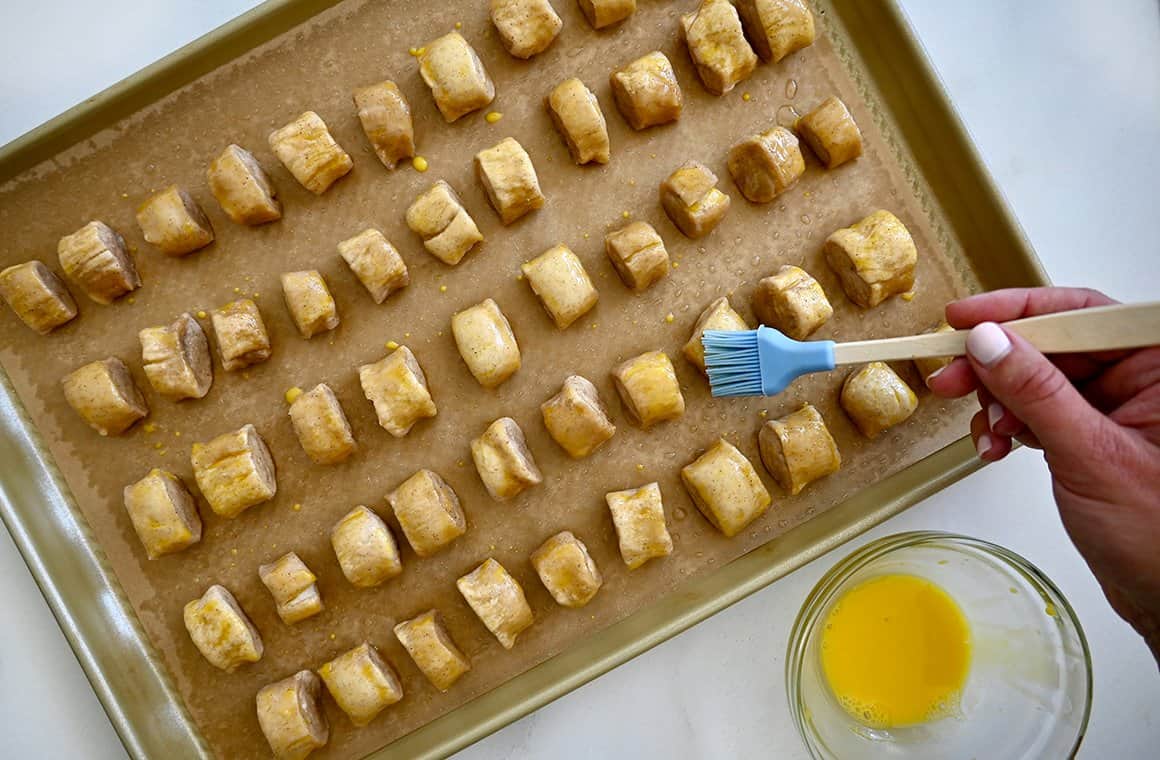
[{"left": 0, "top": 1, "right": 977, "bottom": 757}]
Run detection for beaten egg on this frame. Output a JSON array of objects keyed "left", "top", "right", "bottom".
[{"left": 820, "top": 573, "right": 971, "bottom": 728}]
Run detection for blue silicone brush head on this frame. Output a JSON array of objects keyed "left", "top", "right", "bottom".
[{"left": 704, "top": 325, "right": 836, "bottom": 397}]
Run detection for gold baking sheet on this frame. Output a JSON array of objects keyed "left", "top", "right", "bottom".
[{"left": 0, "top": 0, "right": 1037, "bottom": 757}]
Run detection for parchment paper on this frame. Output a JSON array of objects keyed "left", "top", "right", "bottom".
[{"left": 0, "top": 1, "right": 977, "bottom": 757}]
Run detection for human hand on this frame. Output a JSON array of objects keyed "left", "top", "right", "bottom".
[{"left": 928, "top": 287, "right": 1160, "bottom": 664}]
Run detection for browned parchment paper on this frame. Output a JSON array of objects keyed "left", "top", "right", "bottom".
[{"left": 0, "top": 1, "right": 977, "bottom": 757}]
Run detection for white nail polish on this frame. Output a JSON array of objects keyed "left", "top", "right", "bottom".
[
  {"left": 966, "top": 322, "right": 1012, "bottom": 368},
  {"left": 925, "top": 365, "right": 947, "bottom": 387},
  {"left": 987, "top": 402, "right": 1004, "bottom": 430},
  {"left": 976, "top": 433, "right": 992, "bottom": 459}
]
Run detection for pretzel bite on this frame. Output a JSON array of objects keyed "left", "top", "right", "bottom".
[
  {"left": 288, "top": 383, "right": 356, "bottom": 464},
  {"left": 605, "top": 482, "right": 673, "bottom": 569},
  {"left": 0, "top": 261, "right": 77, "bottom": 334},
  {"left": 475, "top": 137, "right": 545, "bottom": 225},
  {"left": 683, "top": 296, "right": 748, "bottom": 374},
  {"left": 491, "top": 0, "right": 563, "bottom": 59},
  {"left": 578, "top": 0, "right": 635, "bottom": 29},
  {"left": 540, "top": 374, "right": 616, "bottom": 458},
  {"left": 660, "top": 160, "right": 731, "bottom": 239},
  {"left": 680, "top": 0, "right": 757, "bottom": 95},
  {"left": 281, "top": 270, "right": 339, "bottom": 339},
  {"left": 610, "top": 51, "right": 683, "bottom": 130},
  {"left": 211, "top": 298, "right": 271, "bottom": 371},
  {"left": 61, "top": 357, "right": 147, "bottom": 436},
  {"left": 259, "top": 552, "right": 323, "bottom": 625},
  {"left": 451, "top": 298, "right": 521, "bottom": 388},
  {"left": 913, "top": 321, "right": 956, "bottom": 386},
  {"left": 418, "top": 32, "right": 495, "bottom": 122},
  {"left": 531, "top": 531, "right": 603, "bottom": 608},
  {"left": 405, "top": 180, "right": 483, "bottom": 265},
  {"left": 394, "top": 610, "right": 472, "bottom": 692},
  {"left": 330, "top": 506, "right": 403, "bottom": 587},
  {"left": 758, "top": 403, "right": 841, "bottom": 495},
  {"left": 358, "top": 345, "right": 437, "bottom": 437},
  {"left": 751, "top": 265, "right": 832, "bottom": 340},
  {"left": 681, "top": 438, "right": 771, "bottom": 537},
  {"left": 318, "top": 642, "right": 403, "bottom": 727},
  {"left": 545, "top": 78, "right": 610, "bottom": 165},
  {"left": 604, "top": 221, "right": 669, "bottom": 292},
  {"left": 135, "top": 187, "right": 214, "bottom": 257},
  {"left": 190, "top": 423, "right": 276, "bottom": 518},
  {"left": 268, "top": 111, "right": 353, "bottom": 194},
  {"left": 824, "top": 210, "right": 917, "bottom": 308},
  {"left": 57, "top": 221, "right": 140, "bottom": 303},
  {"left": 183, "top": 584, "right": 263, "bottom": 671},
  {"left": 255, "top": 670, "right": 327, "bottom": 760},
  {"left": 734, "top": 0, "right": 815, "bottom": 62},
  {"left": 612, "top": 350, "right": 685, "bottom": 428},
  {"left": 457, "top": 558, "right": 534, "bottom": 649},
  {"left": 840, "top": 361, "right": 918, "bottom": 438},
  {"left": 353, "top": 80, "right": 415, "bottom": 169},
  {"left": 521, "top": 243, "right": 598, "bottom": 328},
  {"left": 123, "top": 468, "right": 201, "bottom": 559},
  {"left": 727, "top": 126, "right": 805, "bottom": 203},
  {"left": 471, "top": 417, "right": 542, "bottom": 501},
  {"left": 796, "top": 96, "right": 862, "bottom": 169},
  {"left": 207, "top": 144, "right": 281, "bottom": 225},
  {"left": 338, "top": 228, "right": 409, "bottom": 303},
  {"left": 139, "top": 312, "right": 212, "bottom": 400},
  {"left": 386, "top": 469, "right": 467, "bottom": 557}
]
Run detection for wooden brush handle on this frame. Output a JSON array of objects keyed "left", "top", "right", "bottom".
[{"left": 831, "top": 301, "right": 1160, "bottom": 365}]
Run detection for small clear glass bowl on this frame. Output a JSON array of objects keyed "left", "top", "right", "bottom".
[{"left": 787, "top": 531, "right": 1092, "bottom": 759}]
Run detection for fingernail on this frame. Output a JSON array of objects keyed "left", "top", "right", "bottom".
[
  {"left": 987, "top": 402, "right": 1004, "bottom": 430},
  {"left": 924, "top": 365, "right": 946, "bottom": 388},
  {"left": 966, "top": 322, "right": 1012, "bottom": 368},
  {"left": 976, "top": 433, "right": 992, "bottom": 459}
]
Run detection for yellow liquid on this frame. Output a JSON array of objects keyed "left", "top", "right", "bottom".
[{"left": 820, "top": 573, "right": 971, "bottom": 728}]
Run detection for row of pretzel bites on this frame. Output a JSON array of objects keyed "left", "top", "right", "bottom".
[{"left": 0, "top": 1, "right": 945, "bottom": 756}]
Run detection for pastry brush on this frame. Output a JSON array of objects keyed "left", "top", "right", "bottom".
[{"left": 702, "top": 301, "right": 1160, "bottom": 397}]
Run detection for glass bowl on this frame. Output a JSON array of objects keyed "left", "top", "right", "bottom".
[{"left": 787, "top": 531, "right": 1091, "bottom": 759}]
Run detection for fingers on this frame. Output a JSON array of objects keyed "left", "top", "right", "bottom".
[
  {"left": 945, "top": 287, "right": 1117, "bottom": 328},
  {"left": 972, "top": 408, "right": 1012, "bottom": 462},
  {"left": 927, "top": 357, "right": 978, "bottom": 397},
  {"left": 964, "top": 322, "right": 1113, "bottom": 471},
  {"left": 1081, "top": 347, "right": 1160, "bottom": 413},
  {"left": 976, "top": 387, "right": 1027, "bottom": 439}
]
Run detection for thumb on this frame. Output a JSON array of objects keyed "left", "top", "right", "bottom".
[{"left": 965, "top": 322, "right": 1110, "bottom": 464}]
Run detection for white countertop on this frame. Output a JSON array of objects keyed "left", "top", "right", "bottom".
[{"left": 0, "top": 1, "right": 1157, "bottom": 757}]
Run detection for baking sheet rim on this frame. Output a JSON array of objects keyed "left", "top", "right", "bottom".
[{"left": 0, "top": 0, "right": 1048, "bottom": 757}]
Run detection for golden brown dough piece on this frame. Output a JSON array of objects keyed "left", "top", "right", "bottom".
[
  {"left": 840, "top": 361, "right": 918, "bottom": 438},
  {"left": 471, "top": 417, "right": 542, "bottom": 501},
  {"left": 727, "top": 126, "right": 805, "bottom": 203},
  {"left": 545, "top": 78, "right": 610, "bottom": 165},
  {"left": 122, "top": 468, "right": 202, "bottom": 559},
  {"left": 758, "top": 403, "right": 841, "bottom": 495},
  {"left": 386, "top": 469, "right": 467, "bottom": 557},
  {"left": 183, "top": 584, "right": 263, "bottom": 672},
  {"left": 913, "top": 321, "right": 956, "bottom": 386},
  {"left": 61, "top": 357, "right": 148, "bottom": 436},
  {"left": 405, "top": 180, "right": 484, "bottom": 265},
  {"left": 660, "top": 160, "right": 731, "bottom": 239},
  {"left": 734, "top": 0, "right": 815, "bottom": 63},
  {"left": 531, "top": 531, "right": 603, "bottom": 608},
  {"left": 457, "top": 558, "right": 534, "bottom": 649},
  {"left": 578, "top": 0, "right": 635, "bottom": 28},
  {"left": 0, "top": 261, "right": 77, "bottom": 334},
  {"left": 475, "top": 137, "right": 545, "bottom": 225},
  {"left": 190, "top": 423, "right": 276, "bottom": 518},
  {"left": 796, "top": 96, "right": 863, "bottom": 169},
  {"left": 681, "top": 438, "right": 771, "bottom": 537},
  {"left": 259, "top": 552, "right": 323, "bottom": 625},
  {"left": 824, "top": 210, "right": 917, "bottom": 308},
  {"left": 281, "top": 270, "right": 339, "bottom": 338},
  {"left": 683, "top": 296, "right": 749, "bottom": 374},
  {"left": 135, "top": 187, "right": 215, "bottom": 257},
  {"left": 521, "top": 244, "right": 598, "bottom": 328},
  {"left": 610, "top": 51, "right": 683, "bottom": 130},
  {"left": 207, "top": 144, "right": 282, "bottom": 225},
  {"left": 139, "top": 312, "right": 213, "bottom": 400},
  {"left": 540, "top": 375, "right": 616, "bottom": 458},
  {"left": 394, "top": 610, "right": 472, "bottom": 692},
  {"left": 330, "top": 506, "right": 403, "bottom": 587},
  {"left": 255, "top": 670, "right": 327, "bottom": 760},
  {"left": 288, "top": 383, "right": 356, "bottom": 465},
  {"left": 318, "top": 642, "right": 404, "bottom": 727},
  {"left": 680, "top": 0, "right": 757, "bottom": 95},
  {"left": 210, "top": 298, "right": 271, "bottom": 371},
  {"left": 358, "top": 345, "right": 437, "bottom": 437},
  {"left": 353, "top": 80, "right": 415, "bottom": 170},
  {"left": 418, "top": 32, "right": 495, "bottom": 122},
  {"left": 338, "top": 228, "right": 409, "bottom": 303},
  {"left": 605, "top": 482, "right": 673, "bottom": 569},
  {"left": 604, "top": 221, "right": 669, "bottom": 293},
  {"left": 57, "top": 221, "right": 140, "bottom": 304},
  {"left": 452, "top": 298, "right": 521, "bottom": 388},
  {"left": 491, "top": 0, "right": 563, "bottom": 59},
  {"left": 612, "top": 350, "right": 685, "bottom": 428},
  {"left": 751, "top": 265, "right": 833, "bottom": 340},
  {"left": 268, "top": 111, "right": 353, "bottom": 195}
]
